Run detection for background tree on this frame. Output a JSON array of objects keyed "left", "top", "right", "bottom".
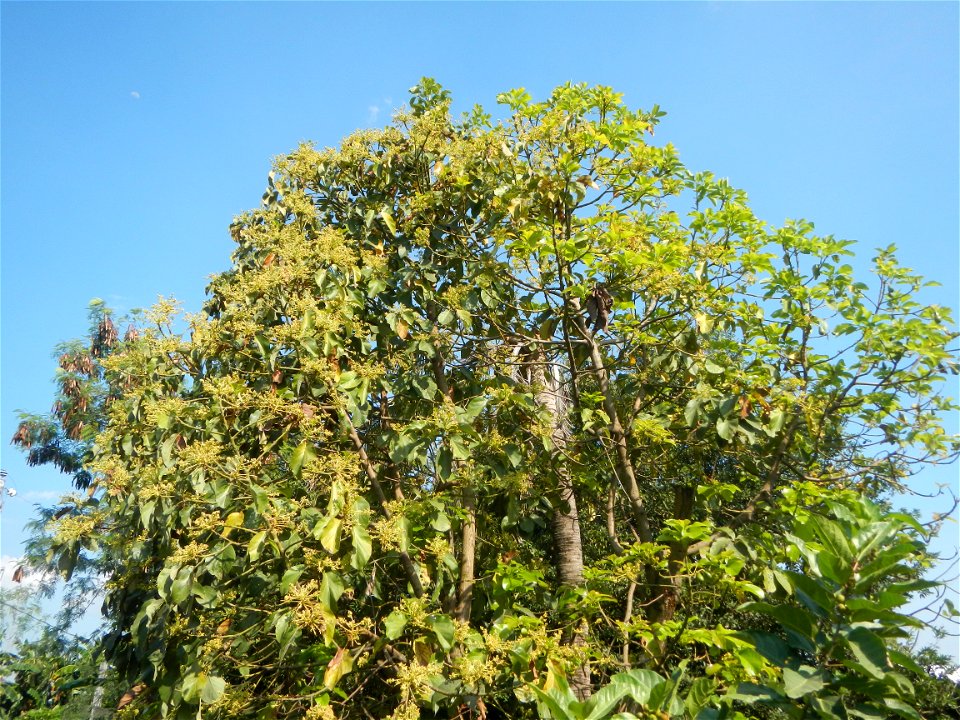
[{"left": 16, "top": 81, "right": 959, "bottom": 720}]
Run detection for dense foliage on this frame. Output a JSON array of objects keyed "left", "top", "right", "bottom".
[{"left": 11, "top": 81, "right": 959, "bottom": 719}]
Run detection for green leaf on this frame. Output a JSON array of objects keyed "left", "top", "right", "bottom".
[
  {"left": 411, "top": 375, "right": 437, "bottom": 400},
  {"left": 716, "top": 417, "right": 736, "bottom": 441},
  {"left": 384, "top": 610, "right": 407, "bottom": 640},
  {"left": 740, "top": 602, "right": 816, "bottom": 648},
  {"left": 449, "top": 434, "right": 470, "bottom": 460},
  {"left": 200, "top": 675, "right": 227, "bottom": 704},
  {"left": 845, "top": 627, "right": 888, "bottom": 679},
  {"left": 171, "top": 567, "right": 193, "bottom": 604},
  {"left": 191, "top": 584, "right": 218, "bottom": 607},
  {"left": 684, "top": 677, "right": 716, "bottom": 718},
  {"left": 583, "top": 670, "right": 666, "bottom": 720},
  {"left": 529, "top": 683, "right": 574, "bottom": 720},
  {"left": 320, "top": 517, "right": 342, "bottom": 554},
  {"left": 695, "top": 312, "right": 715, "bottom": 334},
  {"left": 380, "top": 208, "right": 397, "bottom": 236},
  {"left": 883, "top": 698, "right": 922, "bottom": 720},
  {"left": 766, "top": 408, "right": 786, "bottom": 434},
  {"left": 223, "top": 511, "right": 244, "bottom": 537},
  {"left": 782, "top": 665, "right": 825, "bottom": 699},
  {"left": 808, "top": 695, "right": 844, "bottom": 719},
  {"left": 726, "top": 682, "right": 785, "bottom": 703},
  {"left": 280, "top": 567, "right": 304, "bottom": 595},
  {"left": 351, "top": 525, "right": 372, "bottom": 569},
  {"left": 248, "top": 530, "right": 268, "bottom": 562},
  {"left": 320, "top": 572, "right": 345, "bottom": 609},
  {"left": 887, "top": 648, "right": 925, "bottom": 676},
  {"left": 290, "top": 440, "right": 317, "bottom": 479},
  {"left": 429, "top": 614, "right": 456, "bottom": 651},
  {"left": 808, "top": 514, "right": 854, "bottom": 566},
  {"left": 458, "top": 396, "right": 488, "bottom": 423},
  {"left": 430, "top": 511, "right": 451, "bottom": 532},
  {"left": 704, "top": 359, "right": 725, "bottom": 374},
  {"left": 733, "top": 647, "right": 766, "bottom": 677},
  {"left": 437, "top": 445, "right": 453, "bottom": 480}
]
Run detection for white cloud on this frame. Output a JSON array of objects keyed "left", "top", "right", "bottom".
[
  {"left": 368, "top": 105, "right": 380, "bottom": 124},
  {"left": 0, "top": 555, "right": 47, "bottom": 590},
  {"left": 130, "top": 90, "right": 141, "bottom": 100},
  {"left": 18, "top": 490, "right": 62, "bottom": 502}
]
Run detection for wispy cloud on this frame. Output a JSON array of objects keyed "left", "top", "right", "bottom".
[
  {"left": 18, "top": 490, "right": 62, "bottom": 502},
  {"left": 130, "top": 90, "right": 141, "bottom": 100},
  {"left": 367, "top": 97, "right": 395, "bottom": 126}
]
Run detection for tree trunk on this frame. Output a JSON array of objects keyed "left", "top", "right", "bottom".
[
  {"left": 531, "top": 349, "right": 591, "bottom": 699},
  {"left": 454, "top": 485, "right": 477, "bottom": 623}
]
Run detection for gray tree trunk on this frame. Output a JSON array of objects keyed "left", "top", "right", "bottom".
[{"left": 530, "top": 349, "right": 591, "bottom": 699}]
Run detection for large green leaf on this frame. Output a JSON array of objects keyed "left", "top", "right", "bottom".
[
  {"left": 384, "top": 610, "right": 407, "bottom": 640},
  {"left": 429, "top": 614, "right": 455, "bottom": 651},
  {"left": 351, "top": 525, "right": 372, "bottom": 569},
  {"left": 782, "top": 665, "right": 826, "bottom": 699},
  {"left": 808, "top": 514, "right": 854, "bottom": 566},
  {"left": 200, "top": 675, "right": 227, "bottom": 704},
  {"left": 289, "top": 440, "right": 317, "bottom": 479},
  {"left": 582, "top": 670, "right": 666, "bottom": 720},
  {"left": 845, "top": 627, "right": 888, "bottom": 679}
]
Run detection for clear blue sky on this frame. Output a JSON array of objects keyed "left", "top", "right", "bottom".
[{"left": 2, "top": 1, "right": 957, "bottom": 656}]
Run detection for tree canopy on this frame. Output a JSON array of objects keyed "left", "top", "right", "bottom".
[{"left": 11, "top": 80, "right": 959, "bottom": 720}]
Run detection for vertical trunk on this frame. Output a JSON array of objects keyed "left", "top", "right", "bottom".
[
  {"left": 454, "top": 485, "right": 477, "bottom": 623},
  {"left": 88, "top": 660, "right": 110, "bottom": 719},
  {"left": 532, "top": 350, "right": 591, "bottom": 699}
]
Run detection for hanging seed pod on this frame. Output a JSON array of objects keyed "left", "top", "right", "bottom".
[
  {"left": 59, "top": 353, "right": 78, "bottom": 372},
  {"left": 10, "top": 422, "right": 32, "bottom": 448}
]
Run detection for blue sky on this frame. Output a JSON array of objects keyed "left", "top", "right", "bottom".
[{"left": 2, "top": 2, "right": 957, "bottom": 656}]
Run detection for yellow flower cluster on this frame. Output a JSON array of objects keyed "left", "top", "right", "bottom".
[
  {"left": 335, "top": 612, "right": 373, "bottom": 645},
  {"left": 50, "top": 512, "right": 99, "bottom": 544},
  {"left": 144, "top": 296, "right": 182, "bottom": 327},
  {"left": 191, "top": 511, "right": 225, "bottom": 534},
  {"left": 137, "top": 469, "right": 176, "bottom": 501},
  {"left": 302, "top": 547, "right": 338, "bottom": 575},
  {"left": 177, "top": 439, "right": 223, "bottom": 471},
  {"left": 203, "top": 374, "right": 254, "bottom": 408},
  {"left": 390, "top": 659, "right": 443, "bottom": 701},
  {"left": 285, "top": 580, "right": 333, "bottom": 635},
  {"left": 311, "top": 226, "right": 359, "bottom": 270},
  {"left": 90, "top": 455, "right": 132, "bottom": 496},
  {"left": 142, "top": 396, "right": 188, "bottom": 428},
  {"left": 305, "top": 703, "right": 337, "bottom": 720},
  {"left": 397, "top": 597, "right": 429, "bottom": 627},
  {"left": 211, "top": 686, "right": 253, "bottom": 716},
  {"left": 386, "top": 701, "right": 421, "bottom": 720},
  {"left": 424, "top": 538, "right": 450, "bottom": 564},
  {"left": 454, "top": 653, "right": 497, "bottom": 687},
  {"left": 371, "top": 515, "right": 405, "bottom": 554},
  {"left": 169, "top": 541, "right": 209, "bottom": 565}
]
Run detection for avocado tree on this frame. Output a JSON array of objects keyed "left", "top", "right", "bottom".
[{"left": 16, "top": 80, "right": 958, "bottom": 719}]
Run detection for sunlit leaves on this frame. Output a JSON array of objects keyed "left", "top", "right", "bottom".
[{"left": 13, "top": 78, "right": 957, "bottom": 720}]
